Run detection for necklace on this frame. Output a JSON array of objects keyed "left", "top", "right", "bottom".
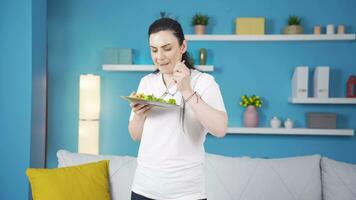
[{"left": 161, "top": 73, "right": 178, "bottom": 97}]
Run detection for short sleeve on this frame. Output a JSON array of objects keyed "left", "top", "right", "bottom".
[
  {"left": 199, "top": 76, "right": 226, "bottom": 113},
  {"left": 129, "top": 77, "right": 148, "bottom": 121}
]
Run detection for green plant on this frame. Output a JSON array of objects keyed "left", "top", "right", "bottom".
[
  {"left": 160, "top": 11, "right": 166, "bottom": 18},
  {"left": 287, "top": 15, "right": 302, "bottom": 26},
  {"left": 239, "top": 95, "right": 263, "bottom": 108},
  {"left": 192, "top": 13, "right": 209, "bottom": 26}
]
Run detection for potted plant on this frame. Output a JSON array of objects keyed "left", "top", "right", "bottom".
[
  {"left": 283, "top": 15, "right": 304, "bottom": 34},
  {"left": 239, "top": 95, "right": 263, "bottom": 127},
  {"left": 192, "top": 13, "right": 209, "bottom": 34}
]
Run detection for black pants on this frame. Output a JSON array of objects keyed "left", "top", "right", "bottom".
[
  {"left": 131, "top": 191, "right": 207, "bottom": 200},
  {"left": 131, "top": 191, "right": 154, "bottom": 200}
]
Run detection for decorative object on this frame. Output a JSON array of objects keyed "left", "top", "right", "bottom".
[
  {"left": 240, "top": 95, "right": 263, "bottom": 127},
  {"left": 79, "top": 74, "right": 101, "bottom": 154},
  {"left": 346, "top": 75, "right": 356, "bottom": 98},
  {"left": 270, "top": 117, "right": 282, "bottom": 128},
  {"left": 284, "top": 118, "right": 294, "bottom": 129},
  {"left": 243, "top": 105, "right": 259, "bottom": 127},
  {"left": 337, "top": 25, "right": 345, "bottom": 34},
  {"left": 313, "top": 26, "right": 321, "bottom": 34},
  {"left": 326, "top": 24, "right": 335, "bottom": 34},
  {"left": 283, "top": 15, "right": 303, "bottom": 34},
  {"left": 306, "top": 112, "right": 337, "bottom": 129},
  {"left": 313, "top": 66, "right": 330, "bottom": 98},
  {"left": 192, "top": 13, "right": 209, "bottom": 35},
  {"left": 235, "top": 17, "right": 265, "bottom": 35},
  {"left": 240, "top": 95, "right": 263, "bottom": 108},
  {"left": 292, "top": 66, "right": 309, "bottom": 98},
  {"left": 104, "top": 48, "right": 133, "bottom": 64},
  {"left": 199, "top": 48, "right": 207, "bottom": 65}
]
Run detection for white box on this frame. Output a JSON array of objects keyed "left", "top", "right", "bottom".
[
  {"left": 314, "top": 66, "right": 330, "bottom": 98},
  {"left": 292, "top": 66, "right": 309, "bottom": 98}
]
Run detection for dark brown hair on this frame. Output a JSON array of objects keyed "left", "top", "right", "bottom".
[{"left": 148, "top": 17, "right": 195, "bottom": 72}]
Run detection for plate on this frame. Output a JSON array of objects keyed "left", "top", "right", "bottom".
[{"left": 121, "top": 96, "right": 180, "bottom": 109}]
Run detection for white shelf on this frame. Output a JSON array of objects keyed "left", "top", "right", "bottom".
[
  {"left": 102, "top": 64, "right": 214, "bottom": 72},
  {"left": 288, "top": 97, "right": 356, "bottom": 104},
  {"left": 185, "top": 34, "right": 356, "bottom": 41},
  {"left": 227, "top": 127, "right": 354, "bottom": 136}
]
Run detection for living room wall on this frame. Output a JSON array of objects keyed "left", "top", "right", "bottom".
[
  {"left": 47, "top": 0, "right": 356, "bottom": 168},
  {"left": 0, "top": 0, "right": 47, "bottom": 199}
]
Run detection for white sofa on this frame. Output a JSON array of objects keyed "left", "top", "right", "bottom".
[{"left": 57, "top": 150, "right": 356, "bottom": 200}]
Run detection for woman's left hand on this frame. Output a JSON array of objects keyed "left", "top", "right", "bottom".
[{"left": 173, "top": 60, "right": 192, "bottom": 93}]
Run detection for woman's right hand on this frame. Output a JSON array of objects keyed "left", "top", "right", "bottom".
[{"left": 130, "top": 103, "right": 152, "bottom": 118}]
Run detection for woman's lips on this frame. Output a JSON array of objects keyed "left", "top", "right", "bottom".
[{"left": 159, "top": 63, "right": 169, "bottom": 67}]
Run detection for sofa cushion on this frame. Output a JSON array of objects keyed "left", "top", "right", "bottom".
[
  {"left": 57, "top": 150, "right": 136, "bottom": 200},
  {"left": 321, "top": 157, "right": 356, "bottom": 200},
  {"left": 205, "top": 153, "right": 322, "bottom": 200},
  {"left": 27, "top": 160, "right": 111, "bottom": 200}
]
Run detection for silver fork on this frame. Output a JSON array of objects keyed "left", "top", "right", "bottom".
[{"left": 159, "top": 91, "right": 169, "bottom": 99}]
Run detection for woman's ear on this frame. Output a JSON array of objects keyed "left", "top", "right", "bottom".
[{"left": 181, "top": 40, "right": 188, "bottom": 54}]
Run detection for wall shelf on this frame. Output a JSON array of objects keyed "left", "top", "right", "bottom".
[
  {"left": 102, "top": 64, "right": 214, "bottom": 72},
  {"left": 185, "top": 34, "right": 356, "bottom": 41},
  {"left": 227, "top": 127, "right": 354, "bottom": 136},
  {"left": 288, "top": 97, "right": 356, "bottom": 104}
]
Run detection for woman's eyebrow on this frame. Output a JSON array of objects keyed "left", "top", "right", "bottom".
[{"left": 150, "top": 43, "right": 172, "bottom": 48}]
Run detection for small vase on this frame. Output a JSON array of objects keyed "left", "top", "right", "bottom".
[
  {"left": 194, "top": 25, "right": 206, "bottom": 34},
  {"left": 284, "top": 118, "right": 294, "bottom": 129},
  {"left": 199, "top": 48, "right": 207, "bottom": 65},
  {"left": 270, "top": 116, "right": 281, "bottom": 128},
  {"left": 243, "top": 105, "right": 259, "bottom": 127}
]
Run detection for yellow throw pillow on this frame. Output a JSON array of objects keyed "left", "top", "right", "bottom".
[{"left": 26, "top": 160, "right": 111, "bottom": 200}]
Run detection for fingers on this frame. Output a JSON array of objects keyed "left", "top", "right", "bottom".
[
  {"left": 174, "top": 60, "right": 188, "bottom": 73},
  {"left": 130, "top": 103, "right": 145, "bottom": 110},
  {"left": 142, "top": 106, "right": 152, "bottom": 115},
  {"left": 173, "top": 60, "right": 189, "bottom": 83},
  {"left": 131, "top": 103, "right": 152, "bottom": 115},
  {"left": 129, "top": 102, "right": 140, "bottom": 108}
]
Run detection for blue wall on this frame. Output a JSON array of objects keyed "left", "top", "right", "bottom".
[
  {"left": 47, "top": 0, "right": 356, "bottom": 168},
  {"left": 30, "top": 0, "right": 47, "bottom": 169},
  {"left": 0, "top": 0, "right": 47, "bottom": 199}
]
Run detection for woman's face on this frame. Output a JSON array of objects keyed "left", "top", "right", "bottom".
[{"left": 149, "top": 30, "right": 187, "bottom": 74}]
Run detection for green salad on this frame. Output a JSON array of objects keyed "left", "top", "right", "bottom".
[{"left": 130, "top": 92, "right": 176, "bottom": 105}]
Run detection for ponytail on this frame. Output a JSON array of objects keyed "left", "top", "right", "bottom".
[{"left": 182, "top": 52, "right": 195, "bottom": 70}]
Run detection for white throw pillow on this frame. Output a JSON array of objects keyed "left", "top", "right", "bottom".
[
  {"left": 57, "top": 150, "right": 136, "bottom": 200},
  {"left": 321, "top": 157, "right": 356, "bottom": 200},
  {"left": 205, "top": 153, "right": 322, "bottom": 200}
]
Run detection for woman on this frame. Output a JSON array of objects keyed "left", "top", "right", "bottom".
[{"left": 128, "top": 17, "right": 228, "bottom": 200}]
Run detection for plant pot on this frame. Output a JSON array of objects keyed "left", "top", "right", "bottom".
[
  {"left": 243, "top": 105, "right": 259, "bottom": 127},
  {"left": 194, "top": 25, "right": 206, "bottom": 35},
  {"left": 283, "top": 25, "right": 304, "bottom": 34}
]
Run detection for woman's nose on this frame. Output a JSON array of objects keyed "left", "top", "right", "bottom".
[{"left": 157, "top": 50, "right": 165, "bottom": 60}]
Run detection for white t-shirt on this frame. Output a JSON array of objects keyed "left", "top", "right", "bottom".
[{"left": 130, "top": 69, "right": 226, "bottom": 200}]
